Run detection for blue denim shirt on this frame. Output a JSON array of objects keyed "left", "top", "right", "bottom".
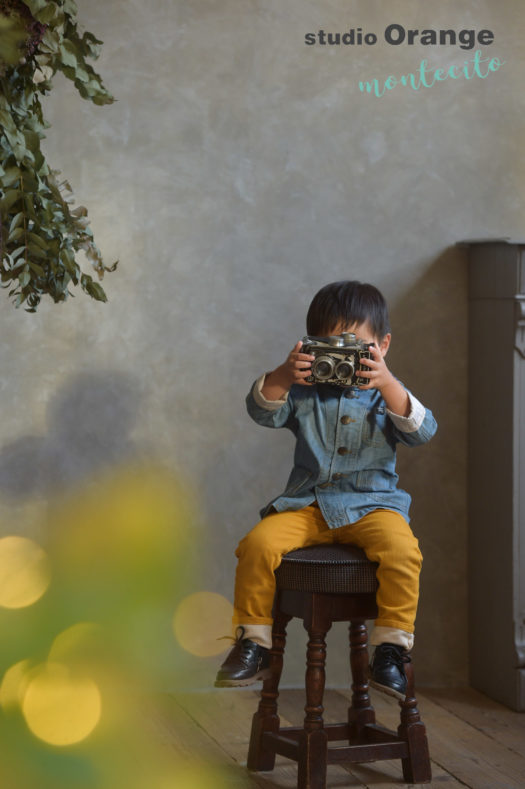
[{"left": 246, "top": 378, "right": 437, "bottom": 528}]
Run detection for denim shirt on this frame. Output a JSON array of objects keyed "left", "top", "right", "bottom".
[{"left": 246, "top": 377, "right": 438, "bottom": 528}]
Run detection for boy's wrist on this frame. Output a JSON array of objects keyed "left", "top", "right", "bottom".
[
  {"left": 378, "top": 372, "right": 399, "bottom": 396},
  {"left": 379, "top": 375, "right": 410, "bottom": 417},
  {"left": 261, "top": 365, "right": 293, "bottom": 399}
]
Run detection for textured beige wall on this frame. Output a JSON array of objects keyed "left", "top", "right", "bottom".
[{"left": 1, "top": 0, "right": 524, "bottom": 688}]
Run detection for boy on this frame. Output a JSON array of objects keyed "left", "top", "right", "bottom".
[{"left": 215, "top": 281, "right": 437, "bottom": 699}]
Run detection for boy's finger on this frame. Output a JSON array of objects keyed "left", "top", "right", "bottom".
[
  {"left": 293, "top": 353, "right": 315, "bottom": 362},
  {"left": 294, "top": 360, "right": 313, "bottom": 369}
]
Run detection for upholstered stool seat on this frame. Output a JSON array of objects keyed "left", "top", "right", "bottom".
[{"left": 247, "top": 543, "right": 431, "bottom": 788}]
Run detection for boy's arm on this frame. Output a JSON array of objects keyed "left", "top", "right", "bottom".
[
  {"left": 386, "top": 390, "right": 437, "bottom": 446},
  {"left": 246, "top": 340, "right": 314, "bottom": 428},
  {"left": 246, "top": 374, "right": 294, "bottom": 428},
  {"left": 358, "top": 343, "right": 437, "bottom": 445}
]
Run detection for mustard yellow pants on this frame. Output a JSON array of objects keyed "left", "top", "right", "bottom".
[{"left": 233, "top": 505, "right": 422, "bottom": 640}]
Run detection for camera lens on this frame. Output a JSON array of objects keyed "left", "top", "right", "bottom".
[
  {"left": 335, "top": 360, "right": 354, "bottom": 380},
  {"left": 312, "top": 356, "right": 334, "bottom": 380}
]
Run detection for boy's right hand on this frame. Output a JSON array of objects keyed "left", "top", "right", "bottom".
[{"left": 261, "top": 341, "right": 315, "bottom": 400}]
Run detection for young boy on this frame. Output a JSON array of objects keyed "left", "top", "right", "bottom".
[{"left": 215, "top": 280, "right": 437, "bottom": 699}]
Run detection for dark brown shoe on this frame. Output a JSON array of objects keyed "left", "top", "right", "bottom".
[
  {"left": 215, "top": 627, "right": 271, "bottom": 687},
  {"left": 369, "top": 642, "right": 410, "bottom": 700}
]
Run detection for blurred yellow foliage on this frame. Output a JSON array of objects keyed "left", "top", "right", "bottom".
[
  {"left": 0, "top": 462, "right": 230, "bottom": 788},
  {"left": 0, "top": 536, "right": 51, "bottom": 608}
]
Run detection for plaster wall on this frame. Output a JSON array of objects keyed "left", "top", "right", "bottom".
[{"left": 1, "top": 0, "right": 524, "bottom": 687}]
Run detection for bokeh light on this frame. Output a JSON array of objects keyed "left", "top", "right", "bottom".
[
  {"left": 48, "top": 622, "right": 103, "bottom": 665},
  {"left": 0, "top": 659, "right": 32, "bottom": 710},
  {"left": 0, "top": 536, "right": 51, "bottom": 608},
  {"left": 173, "top": 592, "right": 233, "bottom": 657},
  {"left": 22, "top": 662, "right": 101, "bottom": 746}
]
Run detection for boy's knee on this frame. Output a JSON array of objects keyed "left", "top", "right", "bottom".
[
  {"left": 235, "top": 527, "right": 276, "bottom": 560},
  {"left": 399, "top": 533, "right": 422, "bottom": 566},
  {"left": 375, "top": 533, "right": 422, "bottom": 572}
]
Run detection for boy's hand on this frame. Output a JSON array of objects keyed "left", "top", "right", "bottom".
[
  {"left": 261, "top": 341, "right": 315, "bottom": 400},
  {"left": 357, "top": 344, "right": 410, "bottom": 417},
  {"left": 357, "top": 343, "right": 395, "bottom": 392}
]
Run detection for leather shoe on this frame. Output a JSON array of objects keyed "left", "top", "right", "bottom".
[
  {"left": 369, "top": 642, "right": 410, "bottom": 700},
  {"left": 215, "top": 627, "right": 271, "bottom": 687}
]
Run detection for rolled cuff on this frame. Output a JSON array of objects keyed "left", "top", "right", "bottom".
[
  {"left": 370, "top": 625, "right": 414, "bottom": 651},
  {"left": 252, "top": 373, "right": 290, "bottom": 411},
  {"left": 386, "top": 391, "right": 426, "bottom": 434}
]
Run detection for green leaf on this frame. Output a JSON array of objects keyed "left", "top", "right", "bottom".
[
  {"left": 28, "top": 261, "right": 45, "bottom": 276},
  {"left": 10, "top": 245, "right": 26, "bottom": 261},
  {"left": 9, "top": 212, "right": 24, "bottom": 234},
  {"left": 63, "top": 0, "right": 79, "bottom": 16},
  {"left": 23, "top": 131, "right": 42, "bottom": 154},
  {"left": 27, "top": 244, "right": 47, "bottom": 260},
  {"left": 0, "top": 110, "right": 15, "bottom": 131},
  {"left": 0, "top": 16, "right": 28, "bottom": 65},
  {"left": 2, "top": 167, "right": 21, "bottom": 187},
  {"left": 19, "top": 270, "right": 30, "bottom": 288},
  {"left": 60, "top": 41, "right": 78, "bottom": 68},
  {"left": 37, "top": 3, "right": 61, "bottom": 24},
  {"left": 8, "top": 226, "right": 24, "bottom": 243},
  {"left": 22, "top": 0, "right": 51, "bottom": 19},
  {"left": 0, "top": 189, "right": 22, "bottom": 212},
  {"left": 28, "top": 232, "right": 49, "bottom": 250}
]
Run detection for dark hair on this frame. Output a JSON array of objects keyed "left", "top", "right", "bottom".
[{"left": 306, "top": 280, "right": 390, "bottom": 339}]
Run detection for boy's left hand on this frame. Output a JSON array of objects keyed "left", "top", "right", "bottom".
[
  {"left": 357, "top": 344, "right": 410, "bottom": 417},
  {"left": 357, "top": 344, "right": 396, "bottom": 392}
]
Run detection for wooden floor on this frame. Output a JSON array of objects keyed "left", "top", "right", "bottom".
[{"left": 149, "top": 685, "right": 525, "bottom": 788}]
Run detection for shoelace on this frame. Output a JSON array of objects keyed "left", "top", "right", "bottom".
[
  {"left": 216, "top": 625, "right": 246, "bottom": 646},
  {"left": 377, "top": 645, "right": 412, "bottom": 668}
]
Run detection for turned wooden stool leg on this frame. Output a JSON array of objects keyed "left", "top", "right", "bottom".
[
  {"left": 247, "top": 609, "right": 291, "bottom": 771},
  {"left": 347, "top": 619, "right": 376, "bottom": 740},
  {"left": 297, "top": 626, "right": 329, "bottom": 789},
  {"left": 397, "top": 658, "right": 432, "bottom": 783}
]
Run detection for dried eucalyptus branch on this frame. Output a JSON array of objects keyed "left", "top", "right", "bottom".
[{"left": 0, "top": 0, "right": 117, "bottom": 312}]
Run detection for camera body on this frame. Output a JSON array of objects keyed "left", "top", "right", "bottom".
[{"left": 302, "top": 333, "right": 372, "bottom": 387}]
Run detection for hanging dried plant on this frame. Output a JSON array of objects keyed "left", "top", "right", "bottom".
[{"left": 0, "top": 0, "right": 117, "bottom": 312}]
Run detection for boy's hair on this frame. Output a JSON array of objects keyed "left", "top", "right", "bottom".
[{"left": 306, "top": 280, "right": 391, "bottom": 339}]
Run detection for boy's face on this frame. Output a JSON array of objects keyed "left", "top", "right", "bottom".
[{"left": 329, "top": 321, "right": 391, "bottom": 357}]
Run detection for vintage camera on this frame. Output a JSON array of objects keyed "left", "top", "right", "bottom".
[{"left": 302, "top": 332, "right": 372, "bottom": 387}]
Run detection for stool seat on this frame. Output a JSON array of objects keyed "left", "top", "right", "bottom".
[
  {"left": 275, "top": 544, "right": 378, "bottom": 594},
  {"left": 247, "top": 542, "right": 432, "bottom": 788}
]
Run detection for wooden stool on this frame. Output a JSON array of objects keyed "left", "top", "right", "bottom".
[{"left": 247, "top": 543, "right": 432, "bottom": 787}]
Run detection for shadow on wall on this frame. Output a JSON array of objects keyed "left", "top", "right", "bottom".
[
  {"left": 0, "top": 370, "right": 146, "bottom": 500},
  {"left": 387, "top": 243, "right": 468, "bottom": 532},
  {"left": 387, "top": 244, "right": 469, "bottom": 685}
]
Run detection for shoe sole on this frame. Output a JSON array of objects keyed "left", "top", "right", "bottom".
[
  {"left": 214, "top": 667, "right": 272, "bottom": 688},
  {"left": 368, "top": 677, "right": 406, "bottom": 702}
]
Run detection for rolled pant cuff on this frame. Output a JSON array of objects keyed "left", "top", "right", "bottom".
[
  {"left": 370, "top": 625, "right": 414, "bottom": 651},
  {"left": 234, "top": 623, "right": 273, "bottom": 649},
  {"left": 232, "top": 616, "right": 273, "bottom": 626}
]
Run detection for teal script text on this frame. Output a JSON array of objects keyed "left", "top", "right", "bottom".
[{"left": 359, "top": 49, "right": 505, "bottom": 97}]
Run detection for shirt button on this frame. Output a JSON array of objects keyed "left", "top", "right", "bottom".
[
  {"left": 332, "top": 472, "right": 343, "bottom": 481},
  {"left": 340, "top": 415, "right": 354, "bottom": 425},
  {"left": 337, "top": 447, "right": 349, "bottom": 455}
]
